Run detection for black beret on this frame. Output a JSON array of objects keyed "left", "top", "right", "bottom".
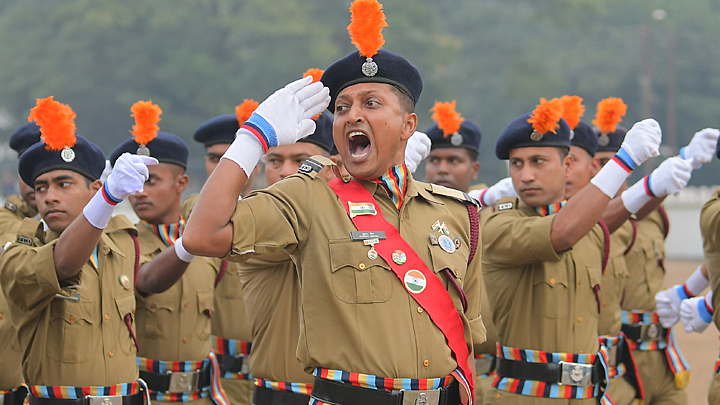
[
  {"left": 110, "top": 132, "right": 189, "bottom": 169},
  {"left": 19, "top": 135, "right": 105, "bottom": 186},
  {"left": 495, "top": 113, "right": 571, "bottom": 160},
  {"left": 321, "top": 50, "right": 423, "bottom": 114},
  {"left": 192, "top": 114, "right": 238, "bottom": 147},
  {"left": 9, "top": 121, "right": 41, "bottom": 156},
  {"left": 716, "top": 136, "right": 720, "bottom": 159},
  {"left": 426, "top": 120, "right": 481, "bottom": 154},
  {"left": 570, "top": 121, "right": 598, "bottom": 157},
  {"left": 297, "top": 112, "right": 334, "bottom": 153},
  {"left": 594, "top": 126, "right": 628, "bottom": 153}
]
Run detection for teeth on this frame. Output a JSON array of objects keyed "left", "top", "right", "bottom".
[{"left": 348, "top": 131, "right": 365, "bottom": 138}]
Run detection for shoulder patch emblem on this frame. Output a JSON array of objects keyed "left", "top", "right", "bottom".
[
  {"left": 16, "top": 235, "right": 33, "bottom": 246},
  {"left": 429, "top": 184, "right": 480, "bottom": 207},
  {"left": 4, "top": 202, "right": 17, "bottom": 212},
  {"left": 498, "top": 202, "right": 514, "bottom": 211}
]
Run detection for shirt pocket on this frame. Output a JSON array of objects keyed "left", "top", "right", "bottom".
[
  {"left": 585, "top": 265, "right": 602, "bottom": 318},
  {"left": 329, "top": 240, "right": 394, "bottom": 304},
  {"left": 115, "top": 293, "right": 137, "bottom": 356},
  {"left": 47, "top": 300, "right": 95, "bottom": 363},
  {"left": 428, "top": 244, "right": 468, "bottom": 280},
  {"left": 642, "top": 243, "right": 665, "bottom": 295},
  {"left": 218, "top": 265, "right": 243, "bottom": 299},
  {"left": 140, "top": 293, "right": 175, "bottom": 339},
  {"left": 531, "top": 265, "right": 569, "bottom": 319},
  {"left": 195, "top": 289, "right": 213, "bottom": 341}
]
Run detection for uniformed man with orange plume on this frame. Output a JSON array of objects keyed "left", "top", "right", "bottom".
[
  {"left": 0, "top": 97, "right": 171, "bottom": 401},
  {"left": 183, "top": 0, "right": 483, "bottom": 404},
  {"left": 108, "top": 101, "right": 229, "bottom": 405},
  {"left": 481, "top": 97, "right": 663, "bottom": 404}
]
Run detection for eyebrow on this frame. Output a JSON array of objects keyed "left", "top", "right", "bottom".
[
  {"left": 51, "top": 175, "right": 75, "bottom": 183},
  {"left": 337, "top": 90, "right": 380, "bottom": 100}
]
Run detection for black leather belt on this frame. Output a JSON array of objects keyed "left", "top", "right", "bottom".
[
  {"left": 253, "top": 385, "right": 310, "bottom": 405},
  {"left": 3, "top": 387, "right": 27, "bottom": 405},
  {"left": 310, "top": 376, "right": 461, "bottom": 405},
  {"left": 140, "top": 367, "right": 211, "bottom": 393},
  {"left": 29, "top": 392, "right": 143, "bottom": 405},
  {"left": 216, "top": 353, "right": 249, "bottom": 375},
  {"left": 496, "top": 357, "right": 602, "bottom": 386},
  {"left": 621, "top": 323, "right": 668, "bottom": 343}
]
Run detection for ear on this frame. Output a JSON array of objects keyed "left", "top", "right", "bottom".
[
  {"left": 177, "top": 174, "right": 189, "bottom": 194},
  {"left": 90, "top": 180, "right": 103, "bottom": 193},
  {"left": 590, "top": 157, "right": 602, "bottom": 176},
  {"left": 471, "top": 161, "right": 480, "bottom": 181},
  {"left": 563, "top": 153, "right": 573, "bottom": 175},
  {"left": 400, "top": 112, "right": 418, "bottom": 141}
]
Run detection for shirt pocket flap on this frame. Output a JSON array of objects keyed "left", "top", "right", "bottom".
[
  {"left": 533, "top": 265, "right": 568, "bottom": 288},
  {"left": 197, "top": 290, "right": 214, "bottom": 314},
  {"left": 143, "top": 294, "right": 175, "bottom": 313},
  {"left": 329, "top": 240, "right": 391, "bottom": 273},
  {"left": 115, "top": 293, "right": 136, "bottom": 318},
  {"left": 51, "top": 301, "right": 94, "bottom": 325},
  {"left": 429, "top": 245, "right": 468, "bottom": 279},
  {"left": 587, "top": 265, "right": 602, "bottom": 288}
]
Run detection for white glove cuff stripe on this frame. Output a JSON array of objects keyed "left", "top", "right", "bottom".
[
  {"left": 83, "top": 189, "right": 117, "bottom": 229},
  {"left": 174, "top": 236, "right": 195, "bottom": 263},
  {"left": 590, "top": 159, "right": 631, "bottom": 199}
]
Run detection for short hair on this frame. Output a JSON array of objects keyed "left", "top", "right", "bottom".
[
  {"left": 390, "top": 85, "right": 414, "bottom": 113},
  {"left": 558, "top": 147, "right": 569, "bottom": 160},
  {"left": 467, "top": 148, "right": 479, "bottom": 162}
]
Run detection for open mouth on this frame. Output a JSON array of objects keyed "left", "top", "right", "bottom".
[{"left": 348, "top": 131, "right": 371, "bottom": 160}]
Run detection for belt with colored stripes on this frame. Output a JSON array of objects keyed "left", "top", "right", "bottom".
[
  {"left": 491, "top": 344, "right": 609, "bottom": 400},
  {"left": 252, "top": 379, "right": 311, "bottom": 405},
  {"left": 211, "top": 336, "right": 253, "bottom": 379},
  {"left": 715, "top": 357, "right": 720, "bottom": 374},
  {"left": 474, "top": 354, "right": 496, "bottom": 379},
  {"left": 137, "top": 357, "right": 210, "bottom": 402},
  {"left": 308, "top": 368, "right": 461, "bottom": 405},
  {"left": 28, "top": 383, "right": 143, "bottom": 405},
  {"left": 2, "top": 387, "right": 27, "bottom": 405},
  {"left": 598, "top": 335, "right": 626, "bottom": 379}
]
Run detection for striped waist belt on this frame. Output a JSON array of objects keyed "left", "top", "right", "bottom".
[
  {"left": 253, "top": 379, "right": 311, "bottom": 405},
  {"left": 1, "top": 386, "right": 27, "bottom": 405},
  {"left": 309, "top": 368, "right": 460, "bottom": 405},
  {"left": 137, "top": 354, "right": 229, "bottom": 404},
  {"left": 28, "top": 383, "right": 144, "bottom": 405},
  {"left": 715, "top": 357, "right": 720, "bottom": 375},
  {"left": 491, "top": 344, "right": 609, "bottom": 400},
  {"left": 211, "top": 336, "right": 252, "bottom": 380},
  {"left": 474, "top": 354, "right": 496, "bottom": 378},
  {"left": 598, "top": 335, "right": 626, "bottom": 378}
]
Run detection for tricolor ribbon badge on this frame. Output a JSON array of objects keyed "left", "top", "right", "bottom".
[
  {"left": 404, "top": 270, "right": 427, "bottom": 294},
  {"left": 348, "top": 202, "right": 377, "bottom": 218}
]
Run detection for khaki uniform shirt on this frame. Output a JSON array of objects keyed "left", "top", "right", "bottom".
[
  {"left": 238, "top": 254, "right": 311, "bottom": 383},
  {"left": 482, "top": 197, "right": 604, "bottom": 354},
  {"left": 0, "top": 281, "right": 23, "bottom": 390},
  {"left": 181, "top": 195, "right": 252, "bottom": 345},
  {"left": 621, "top": 209, "right": 667, "bottom": 312},
  {"left": 224, "top": 168, "right": 484, "bottom": 379},
  {"left": 0, "top": 194, "right": 37, "bottom": 235},
  {"left": 475, "top": 207, "right": 498, "bottom": 356},
  {"left": 701, "top": 188, "right": 720, "bottom": 330},
  {"left": 134, "top": 224, "right": 217, "bottom": 361},
  {"left": 598, "top": 221, "right": 634, "bottom": 336},
  {"left": 0, "top": 216, "right": 139, "bottom": 386}
]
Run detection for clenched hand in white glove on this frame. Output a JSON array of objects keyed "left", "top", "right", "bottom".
[
  {"left": 680, "top": 292, "right": 714, "bottom": 333},
  {"left": 681, "top": 128, "right": 720, "bottom": 169},
  {"left": 404, "top": 131, "right": 431, "bottom": 173},
  {"left": 469, "top": 178, "right": 518, "bottom": 207},
  {"left": 619, "top": 119, "right": 662, "bottom": 167},
  {"left": 655, "top": 285, "right": 687, "bottom": 328},
  {"left": 621, "top": 156, "right": 693, "bottom": 214}
]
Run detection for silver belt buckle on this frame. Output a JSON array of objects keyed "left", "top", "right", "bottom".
[
  {"left": 167, "top": 370, "right": 200, "bottom": 393},
  {"left": 86, "top": 396, "right": 123, "bottom": 405},
  {"left": 475, "top": 355, "right": 495, "bottom": 375},
  {"left": 400, "top": 389, "right": 441, "bottom": 405},
  {"left": 639, "top": 323, "right": 663, "bottom": 341},
  {"left": 559, "top": 361, "right": 593, "bottom": 387},
  {"left": 0, "top": 394, "right": 5, "bottom": 405},
  {"left": 607, "top": 344, "right": 618, "bottom": 367},
  {"left": 238, "top": 353, "right": 250, "bottom": 375}
]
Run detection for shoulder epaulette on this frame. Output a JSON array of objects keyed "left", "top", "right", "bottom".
[
  {"left": 429, "top": 184, "right": 479, "bottom": 207},
  {"left": 297, "top": 155, "right": 338, "bottom": 179},
  {"left": 496, "top": 197, "right": 519, "bottom": 212},
  {"left": 4, "top": 201, "right": 17, "bottom": 213}
]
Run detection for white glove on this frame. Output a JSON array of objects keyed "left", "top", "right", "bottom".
[
  {"left": 655, "top": 285, "right": 686, "bottom": 328},
  {"left": 619, "top": 119, "right": 662, "bottom": 167},
  {"left": 224, "top": 76, "right": 330, "bottom": 176},
  {"left": 404, "top": 131, "right": 431, "bottom": 173},
  {"left": 106, "top": 153, "right": 157, "bottom": 201},
  {"left": 680, "top": 292, "right": 714, "bottom": 333},
  {"left": 621, "top": 156, "right": 693, "bottom": 214},
  {"left": 469, "top": 178, "right": 517, "bottom": 207},
  {"left": 682, "top": 128, "right": 720, "bottom": 169}
]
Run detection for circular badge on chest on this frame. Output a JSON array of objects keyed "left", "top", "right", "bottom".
[
  {"left": 438, "top": 234, "right": 456, "bottom": 253},
  {"left": 404, "top": 270, "right": 427, "bottom": 294}
]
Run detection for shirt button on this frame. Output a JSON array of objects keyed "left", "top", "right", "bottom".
[
  {"left": 578, "top": 280, "right": 582, "bottom": 285},
  {"left": 417, "top": 307, "right": 423, "bottom": 314},
  {"left": 68, "top": 316, "right": 76, "bottom": 323},
  {"left": 104, "top": 314, "right": 110, "bottom": 320},
  {"left": 0, "top": 313, "right": 4, "bottom": 319},
  {"left": 603, "top": 302, "right": 608, "bottom": 307},
  {"left": 108, "top": 351, "right": 114, "bottom": 357},
  {"left": 149, "top": 303, "right": 157, "bottom": 310},
  {"left": 183, "top": 338, "right": 189, "bottom": 344},
  {"left": 579, "top": 350, "right": 584, "bottom": 354},
  {"left": 423, "top": 360, "right": 429, "bottom": 367},
  {"left": 184, "top": 302, "right": 189, "bottom": 308},
  {"left": 358, "top": 263, "right": 366, "bottom": 270},
  {"left": 577, "top": 317, "right": 583, "bottom": 322},
  {"left": 549, "top": 278, "right": 556, "bottom": 285},
  {"left": 495, "top": 394, "right": 501, "bottom": 399}
]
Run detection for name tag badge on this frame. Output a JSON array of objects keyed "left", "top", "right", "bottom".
[
  {"left": 350, "top": 231, "right": 386, "bottom": 241},
  {"left": 498, "top": 202, "right": 514, "bottom": 211}
]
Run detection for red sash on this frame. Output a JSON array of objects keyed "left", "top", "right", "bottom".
[{"left": 328, "top": 178, "right": 474, "bottom": 403}]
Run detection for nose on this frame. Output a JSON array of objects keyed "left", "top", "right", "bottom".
[
  {"left": 44, "top": 185, "right": 60, "bottom": 205},
  {"left": 346, "top": 103, "right": 364, "bottom": 124},
  {"left": 279, "top": 160, "right": 297, "bottom": 180},
  {"left": 437, "top": 159, "right": 450, "bottom": 175},
  {"left": 520, "top": 165, "right": 535, "bottom": 183}
]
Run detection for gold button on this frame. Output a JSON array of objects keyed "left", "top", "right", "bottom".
[
  {"left": 603, "top": 302, "right": 608, "bottom": 307},
  {"left": 132, "top": 309, "right": 136, "bottom": 315},
  {"left": 417, "top": 307, "right": 423, "bottom": 314},
  {"left": 423, "top": 360, "right": 429, "bottom": 367},
  {"left": 579, "top": 350, "right": 584, "bottom": 354},
  {"left": 104, "top": 314, "right": 110, "bottom": 320},
  {"left": 0, "top": 313, "right": 4, "bottom": 319},
  {"left": 183, "top": 337, "right": 189, "bottom": 344},
  {"left": 716, "top": 374, "right": 719, "bottom": 380},
  {"left": 577, "top": 317, "right": 583, "bottom": 322},
  {"left": 68, "top": 316, "right": 76, "bottom": 323},
  {"left": 495, "top": 394, "right": 501, "bottom": 399},
  {"left": 578, "top": 280, "right": 581, "bottom": 285},
  {"left": 184, "top": 302, "right": 189, "bottom": 308},
  {"left": 108, "top": 351, "right": 114, "bottom": 357},
  {"left": 149, "top": 303, "right": 157, "bottom": 310},
  {"left": 358, "top": 263, "right": 366, "bottom": 270},
  {"left": 549, "top": 278, "right": 555, "bottom": 285}
]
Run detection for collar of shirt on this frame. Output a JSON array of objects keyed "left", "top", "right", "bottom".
[
  {"left": 142, "top": 216, "right": 185, "bottom": 247},
  {"left": 533, "top": 200, "right": 567, "bottom": 217},
  {"left": 373, "top": 164, "right": 409, "bottom": 210}
]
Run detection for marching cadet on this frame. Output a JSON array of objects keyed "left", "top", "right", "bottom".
[
  {"left": 482, "top": 96, "right": 661, "bottom": 404},
  {"left": 183, "top": 0, "right": 484, "bottom": 404},
  {"left": 0, "top": 97, "right": 161, "bottom": 403},
  {"left": 189, "top": 100, "right": 261, "bottom": 405},
  {"left": 109, "top": 101, "right": 228, "bottom": 405},
  {"left": 0, "top": 121, "right": 41, "bottom": 234}
]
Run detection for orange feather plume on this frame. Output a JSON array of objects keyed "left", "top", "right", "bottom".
[
  {"left": 347, "top": 0, "right": 387, "bottom": 58},
  {"left": 560, "top": 95, "right": 584, "bottom": 130},
  {"left": 236, "top": 99, "right": 259, "bottom": 125},
  {"left": 303, "top": 68, "right": 325, "bottom": 83},
  {"left": 593, "top": 97, "right": 627, "bottom": 134},
  {"left": 27, "top": 96, "right": 77, "bottom": 151},
  {"left": 430, "top": 100, "right": 465, "bottom": 137},
  {"left": 131, "top": 100, "right": 162, "bottom": 145},
  {"left": 527, "top": 98, "right": 564, "bottom": 134}
]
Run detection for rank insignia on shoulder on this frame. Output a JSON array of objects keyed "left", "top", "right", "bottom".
[
  {"left": 4, "top": 201, "right": 17, "bottom": 212},
  {"left": 16, "top": 235, "right": 33, "bottom": 246},
  {"left": 498, "top": 202, "right": 514, "bottom": 211},
  {"left": 298, "top": 158, "right": 325, "bottom": 175}
]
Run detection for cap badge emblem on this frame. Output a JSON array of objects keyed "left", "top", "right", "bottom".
[
  {"left": 61, "top": 146, "right": 76, "bottom": 163},
  {"left": 362, "top": 57, "right": 378, "bottom": 77}
]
